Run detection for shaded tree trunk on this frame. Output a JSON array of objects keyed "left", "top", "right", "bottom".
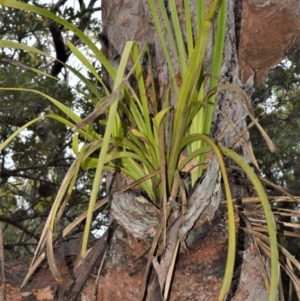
[{"left": 3, "top": 0, "right": 300, "bottom": 300}]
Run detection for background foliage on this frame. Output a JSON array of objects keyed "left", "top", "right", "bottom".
[
  {"left": 252, "top": 46, "right": 300, "bottom": 193},
  {"left": 0, "top": 0, "right": 107, "bottom": 260},
  {"left": 251, "top": 45, "right": 300, "bottom": 301}
]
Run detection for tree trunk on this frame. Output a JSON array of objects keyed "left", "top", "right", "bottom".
[{"left": 3, "top": 0, "right": 300, "bottom": 300}]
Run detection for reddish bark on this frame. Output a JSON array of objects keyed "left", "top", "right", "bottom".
[
  {"left": 239, "top": 0, "right": 300, "bottom": 84},
  {"left": 3, "top": 220, "right": 269, "bottom": 300}
]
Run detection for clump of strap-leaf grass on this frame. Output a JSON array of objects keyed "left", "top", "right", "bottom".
[{"left": 0, "top": 0, "right": 287, "bottom": 300}]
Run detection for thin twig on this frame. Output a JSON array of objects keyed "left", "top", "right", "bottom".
[{"left": 94, "top": 247, "right": 108, "bottom": 296}]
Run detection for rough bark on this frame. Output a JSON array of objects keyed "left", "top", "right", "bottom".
[
  {"left": 239, "top": 0, "right": 300, "bottom": 84},
  {"left": 3, "top": 0, "right": 300, "bottom": 300}
]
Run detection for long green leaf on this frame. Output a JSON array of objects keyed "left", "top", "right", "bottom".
[
  {"left": 168, "top": 1, "right": 217, "bottom": 188},
  {"left": 0, "top": 116, "right": 42, "bottom": 150},
  {"left": 220, "top": 146, "right": 279, "bottom": 301},
  {"left": 184, "top": 0, "right": 194, "bottom": 57},
  {"left": 0, "top": 88, "right": 99, "bottom": 138},
  {"left": 203, "top": 0, "right": 227, "bottom": 135},
  {"left": 147, "top": 0, "right": 179, "bottom": 95},
  {"left": 189, "top": 0, "right": 227, "bottom": 183},
  {"left": 1, "top": 56, "right": 58, "bottom": 80},
  {"left": 184, "top": 135, "right": 236, "bottom": 301},
  {"left": 131, "top": 44, "right": 153, "bottom": 139},
  {"left": 47, "top": 114, "right": 99, "bottom": 141},
  {"left": 82, "top": 151, "right": 152, "bottom": 171},
  {"left": 66, "top": 40, "right": 108, "bottom": 93},
  {"left": 1, "top": 38, "right": 106, "bottom": 98},
  {"left": 169, "top": 0, "right": 187, "bottom": 75},
  {"left": 81, "top": 41, "right": 136, "bottom": 256},
  {"left": 196, "top": 0, "right": 205, "bottom": 33}
]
